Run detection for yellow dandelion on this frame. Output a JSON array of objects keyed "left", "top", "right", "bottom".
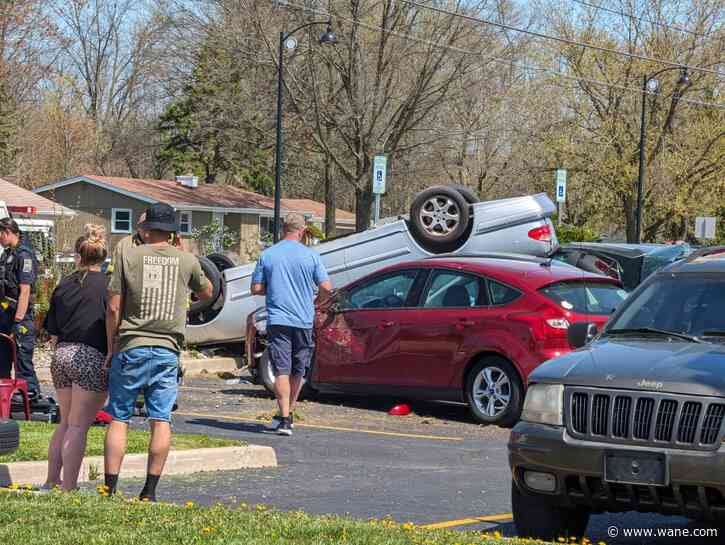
[
  {"left": 493, "top": 531, "right": 502, "bottom": 539},
  {"left": 186, "top": 501, "right": 194, "bottom": 508}
]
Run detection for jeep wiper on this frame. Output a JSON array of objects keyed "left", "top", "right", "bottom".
[{"left": 606, "top": 327, "right": 703, "bottom": 343}]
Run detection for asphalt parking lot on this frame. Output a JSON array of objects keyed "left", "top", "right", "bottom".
[{"left": 95, "top": 374, "right": 720, "bottom": 544}]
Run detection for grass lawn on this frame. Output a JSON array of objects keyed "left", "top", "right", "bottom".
[
  {"left": 0, "top": 421, "right": 243, "bottom": 463},
  {"left": 0, "top": 491, "right": 564, "bottom": 545}
]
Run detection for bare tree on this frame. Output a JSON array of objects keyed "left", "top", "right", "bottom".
[
  {"left": 53, "top": 0, "right": 168, "bottom": 175},
  {"left": 539, "top": 0, "right": 725, "bottom": 241}
]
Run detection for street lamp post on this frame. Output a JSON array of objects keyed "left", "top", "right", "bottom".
[
  {"left": 273, "top": 21, "right": 337, "bottom": 243},
  {"left": 635, "top": 66, "right": 689, "bottom": 243}
]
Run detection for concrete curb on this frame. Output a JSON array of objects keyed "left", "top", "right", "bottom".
[
  {"left": 181, "top": 357, "right": 242, "bottom": 376},
  {"left": 0, "top": 445, "right": 277, "bottom": 487}
]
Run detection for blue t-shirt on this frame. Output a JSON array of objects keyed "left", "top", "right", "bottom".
[{"left": 251, "top": 240, "right": 329, "bottom": 329}]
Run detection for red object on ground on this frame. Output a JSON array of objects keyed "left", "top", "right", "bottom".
[
  {"left": 94, "top": 410, "right": 113, "bottom": 425},
  {"left": 388, "top": 404, "right": 411, "bottom": 416}
]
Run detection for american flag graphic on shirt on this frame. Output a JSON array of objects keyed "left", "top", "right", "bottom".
[{"left": 141, "top": 255, "right": 180, "bottom": 321}]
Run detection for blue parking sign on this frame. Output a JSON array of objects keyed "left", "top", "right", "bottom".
[{"left": 555, "top": 169, "right": 567, "bottom": 203}]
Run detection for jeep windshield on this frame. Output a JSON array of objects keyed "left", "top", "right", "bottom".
[{"left": 607, "top": 275, "right": 725, "bottom": 340}]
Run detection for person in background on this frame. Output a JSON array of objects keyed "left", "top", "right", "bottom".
[
  {"left": 0, "top": 217, "right": 41, "bottom": 402},
  {"left": 43, "top": 225, "right": 109, "bottom": 490},
  {"left": 104, "top": 203, "right": 212, "bottom": 501},
  {"left": 251, "top": 213, "right": 333, "bottom": 436}
]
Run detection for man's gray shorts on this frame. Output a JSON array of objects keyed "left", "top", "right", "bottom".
[{"left": 267, "top": 325, "right": 314, "bottom": 377}]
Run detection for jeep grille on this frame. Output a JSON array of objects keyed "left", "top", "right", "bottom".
[{"left": 565, "top": 387, "right": 725, "bottom": 451}]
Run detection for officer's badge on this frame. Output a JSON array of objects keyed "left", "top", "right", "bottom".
[{"left": 22, "top": 259, "right": 32, "bottom": 273}]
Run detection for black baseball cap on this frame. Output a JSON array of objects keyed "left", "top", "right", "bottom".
[{"left": 140, "top": 203, "right": 178, "bottom": 233}]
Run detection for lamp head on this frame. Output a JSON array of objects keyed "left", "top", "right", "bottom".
[{"left": 319, "top": 25, "right": 338, "bottom": 45}]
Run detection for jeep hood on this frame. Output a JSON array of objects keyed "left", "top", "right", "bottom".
[{"left": 530, "top": 338, "right": 725, "bottom": 398}]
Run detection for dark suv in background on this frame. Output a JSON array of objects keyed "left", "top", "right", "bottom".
[{"left": 508, "top": 247, "right": 725, "bottom": 540}]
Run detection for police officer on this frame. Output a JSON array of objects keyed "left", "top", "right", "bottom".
[{"left": 0, "top": 218, "right": 41, "bottom": 399}]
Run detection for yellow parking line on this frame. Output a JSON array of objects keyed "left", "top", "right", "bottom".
[
  {"left": 420, "top": 512, "right": 513, "bottom": 529},
  {"left": 175, "top": 411, "right": 464, "bottom": 442}
]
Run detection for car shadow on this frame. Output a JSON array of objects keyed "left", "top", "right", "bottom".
[
  {"left": 192, "top": 378, "right": 489, "bottom": 427},
  {"left": 307, "top": 392, "right": 481, "bottom": 426}
]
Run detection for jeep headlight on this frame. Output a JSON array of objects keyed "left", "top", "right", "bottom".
[{"left": 522, "top": 384, "right": 564, "bottom": 426}]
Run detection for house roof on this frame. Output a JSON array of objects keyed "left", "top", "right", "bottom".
[
  {"left": 34, "top": 175, "right": 355, "bottom": 224},
  {"left": 0, "top": 177, "right": 76, "bottom": 216}
]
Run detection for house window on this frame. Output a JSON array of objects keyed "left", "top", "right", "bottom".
[
  {"left": 111, "top": 208, "right": 133, "bottom": 234},
  {"left": 179, "top": 211, "right": 192, "bottom": 235},
  {"left": 259, "top": 216, "right": 278, "bottom": 242}
]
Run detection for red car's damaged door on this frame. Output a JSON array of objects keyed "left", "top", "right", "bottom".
[{"left": 312, "top": 269, "right": 422, "bottom": 385}]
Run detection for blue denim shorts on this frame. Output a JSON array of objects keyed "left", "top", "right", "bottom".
[{"left": 108, "top": 347, "right": 179, "bottom": 423}]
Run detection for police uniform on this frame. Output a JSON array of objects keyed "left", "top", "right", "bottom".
[{"left": 0, "top": 238, "right": 40, "bottom": 395}]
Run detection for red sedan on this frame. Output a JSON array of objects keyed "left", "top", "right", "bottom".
[{"left": 246, "top": 255, "right": 627, "bottom": 426}]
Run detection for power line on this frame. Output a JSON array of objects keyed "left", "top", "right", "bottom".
[
  {"left": 396, "top": 0, "right": 723, "bottom": 76},
  {"left": 277, "top": 0, "right": 725, "bottom": 110},
  {"left": 570, "top": 0, "right": 715, "bottom": 38}
]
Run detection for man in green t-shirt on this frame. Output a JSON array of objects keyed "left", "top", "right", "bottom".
[{"left": 103, "top": 203, "right": 212, "bottom": 501}]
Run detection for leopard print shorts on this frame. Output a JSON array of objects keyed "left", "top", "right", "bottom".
[{"left": 51, "top": 342, "right": 108, "bottom": 393}]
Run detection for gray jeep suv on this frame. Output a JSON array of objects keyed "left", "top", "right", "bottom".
[{"left": 508, "top": 247, "right": 725, "bottom": 540}]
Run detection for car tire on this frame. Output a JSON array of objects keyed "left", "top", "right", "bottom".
[
  {"left": 409, "top": 185, "right": 471, "bottom": 253},
  {"left": 464, "top": 356, "right": 523, "bottom": 428},
  {"left": 0, "top": 419, "right": 20, "bottom": 455},
  {"left": 189, "top": 256, "right": 222, "bottom": 313},
  {"left": 511, "top": 479, "right": 590, "bottom": 541},
  {"left": 258, "top": 348, "right": 318, "bottom": 400},
  {"left": 206, "top": 253, "right": 236, "bottom": 274},
  {"left": 449, "top": 184, "right": 479, "bottom": 203}
]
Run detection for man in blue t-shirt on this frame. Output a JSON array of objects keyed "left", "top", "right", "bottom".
[{"left": 251, "top": 213, "right": 332, "bottom": 436}]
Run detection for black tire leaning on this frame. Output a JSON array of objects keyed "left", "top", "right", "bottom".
[
  {"left": 190, "top": 256, "right": 222, "bottom": 313},
  {"left": 409, "top": 185, "right": 471, "bottom": 253},
  {"left": 449, "top": 184, "right": 479, "bottom": 203},
  {"left": 464, "top": 356, "right": 523, "bottom": 428},
  {"left": 0, "top": 418, "right": 20, "bottom": 455},
  {"left": 511, "top": 479, "right": 590, "bottom": 541},
  {"left": 206, "top": 253, "right": 236, "bottom": 274}
]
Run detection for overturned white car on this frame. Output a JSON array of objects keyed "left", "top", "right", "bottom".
[{"left": 186, "top": 185, "right": 558, "bottom": 347}]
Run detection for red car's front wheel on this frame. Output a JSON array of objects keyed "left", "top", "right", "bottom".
[{"left": 465, "top": 356, "right": 523, "bottom": 428}]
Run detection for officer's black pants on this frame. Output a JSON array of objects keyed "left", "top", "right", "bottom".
[{"left": 0, "top": 311, "right": 40, "bottom": 395}]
